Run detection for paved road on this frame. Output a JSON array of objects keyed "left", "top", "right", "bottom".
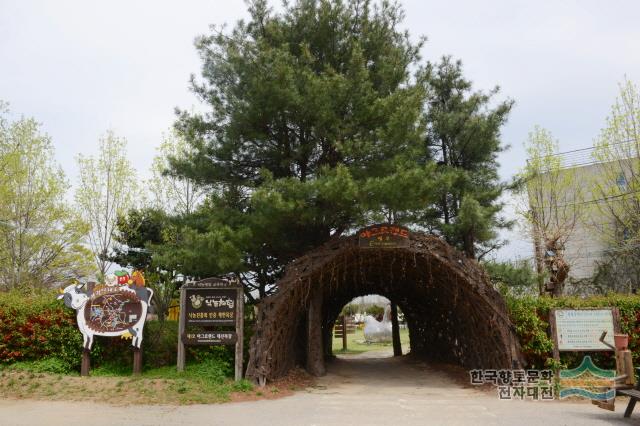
[{"left": 1, "top": 351, "right": 639, "bottom": 425}]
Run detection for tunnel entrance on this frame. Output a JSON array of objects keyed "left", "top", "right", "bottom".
[
  {"left": 330, "top": 295, "right": 409, "bottom": 357},
  {"left": 246, "top": 227, "right": 524, "bottom": 383}
]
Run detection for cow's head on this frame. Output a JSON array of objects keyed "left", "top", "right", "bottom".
[{"left": 57, "top": 283, "right": 89, "bottom": 310}]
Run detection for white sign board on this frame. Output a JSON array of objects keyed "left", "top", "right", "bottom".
[{"left": 555, "top": 309, "right": 615, "bottom": 351}]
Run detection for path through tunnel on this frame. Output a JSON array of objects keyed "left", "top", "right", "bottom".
[{"left": 246, "top": 231, "right": 524, "bottom": 383}]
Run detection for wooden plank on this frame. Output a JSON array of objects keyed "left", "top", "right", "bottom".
[
  {"left": 80, "top": 348, "right": 90, "bottom": 377},
  {"left": 391, "top": 303, "right": 402, "bottom": 357},
  {"left": 235, "top": 286, "right": 244, "bottom": 381},
  {"left": 133, "top": 347, "right": 142, "bottom": 375},
  {"left": 342, "top": 316, "right": 347, "bottom": 351},
  {"left": 177, "top": 287, "right": 186, "bottom": 372}
]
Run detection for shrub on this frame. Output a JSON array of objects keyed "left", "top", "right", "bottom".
[
  {"left": 507, "top": 294, "right": 640, "bottom": 370},
  {"left": 365, "top": 305, "right": 384, "bottom": 317},
  {"left": 0, "top": 289, "right": 87, "bottom": 371},
  {"left": 0, "top": 289, "right": 251, "bottom": 376}
]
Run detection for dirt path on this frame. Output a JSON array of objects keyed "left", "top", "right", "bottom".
[{"left": 1, "top": 350, "right": 637, "bottom": 425}]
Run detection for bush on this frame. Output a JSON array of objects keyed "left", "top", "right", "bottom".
[
  {"left": 0, "top": 289, "right": 87, "bottom": 371},
  {"left": 484, "top": 260, "right": 540, "bottom": 296},
  {"left": 0, "top": 289, "right": 251, "bottom": 376},
  {"left": 507, "top": 294, "right": 640, "bottom": 370},
  {"left": 365, "top": 305, "right": 384, "bottom": 317}
]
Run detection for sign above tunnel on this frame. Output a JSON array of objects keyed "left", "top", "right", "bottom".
[{"left": 358, "top": 224, "right": 410, "bottom": 249}]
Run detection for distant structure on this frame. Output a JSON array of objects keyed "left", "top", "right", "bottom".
[{"left": 527, "top": 144, "right": 637, "bottom": 288}]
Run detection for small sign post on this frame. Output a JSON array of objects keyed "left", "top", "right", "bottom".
[
  {"left": 550, "top": 308, "right": 619, "bottom": 400},
  {"left": 177, "top": 277, "right": 244, "bottom": 381},
  {"left": 549, "top": 308, "right": 620, "bottom": 363}
]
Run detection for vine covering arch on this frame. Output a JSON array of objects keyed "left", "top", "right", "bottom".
[{"left": 246, "top": 230, "right": 524, "bottom": 382}]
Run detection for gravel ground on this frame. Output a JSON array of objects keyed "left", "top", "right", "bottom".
[{"left": 1, "top": 350, "right": 638, "bottom": 426}]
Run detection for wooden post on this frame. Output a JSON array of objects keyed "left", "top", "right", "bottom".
[
  {"left": 548, "top": 309, "right": 561, "bottom": 366},
  {"left": 306, "top": 288, "right": 325, "bottom": 376},
  {"left": 391, "top": 303, "right": 402, "bottom": 357},
  {"left": 342, "top": 315, "right": 348, "bottom": 351},
  {"left": 235, "top": 286, "right": 244, "bottom": 381},
  {"left": 177, "top": 286, "right": 186, "bottom": 372},
  {"left": 133, "top": 346, "right": 143, "bottom": 375},
  {"left": 80, "top": 348, "right": 90, "bottom": 376}
]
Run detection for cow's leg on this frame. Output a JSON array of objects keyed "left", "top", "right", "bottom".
[
  {"left": 129, "top": 327, "right": 139, "bottom": 348},
  {"left": 135, "top": 327, "right": 142, "bottom": 348}
]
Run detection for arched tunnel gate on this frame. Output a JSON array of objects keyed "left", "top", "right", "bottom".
[{"left": 246, "top": 232, "right": 524, "bottom": 383}]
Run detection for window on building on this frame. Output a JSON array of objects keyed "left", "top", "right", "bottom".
[{"left": 616, "top": 173, "right": 628, "bottom": 191}]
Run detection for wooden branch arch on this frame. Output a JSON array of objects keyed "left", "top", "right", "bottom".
[{"left": 246, "top": 232, "right": 525, "bottom": 382}]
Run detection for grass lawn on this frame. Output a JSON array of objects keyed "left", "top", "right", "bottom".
[
  {"left": 0, "top": 359, "right": 310, "bottom": 404},
  {"left": 332, "top": 326, "right": 410, "bottom": 355}
]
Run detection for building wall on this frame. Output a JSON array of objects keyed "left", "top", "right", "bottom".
[{"left": 529, "top": 162, "right": 618, "bottom": 280}]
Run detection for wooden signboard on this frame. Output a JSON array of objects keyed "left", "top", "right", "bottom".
[
  {"left": 184, "top": 288, "right": 237, "bottom": 325},
  {"left": 549, "top": 308, "right": 620, "bottom": 362},
  {"left": 177, "top": 277, "right": 244, "bottom": 381},
  {"left": 182, "top": 332, "right": 238, "bottom": 345},
  {"left": 358, "top": 224, "right": 410, "bottom": 249},
  {"left": 57, "top": 270, "right": 152, "bottom": 376}
]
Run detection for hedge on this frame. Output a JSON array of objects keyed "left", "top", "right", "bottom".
[
  {"left": 0, "top": 290, "right": 239, "bottom": 374},
  {"left": 507, "top": 294, "right": 640, "bottom": 370},
  {"left": 2, "top": 290, "right": 639, "bottom": 374}
]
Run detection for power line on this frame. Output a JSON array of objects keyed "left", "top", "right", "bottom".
[
  {"left": 528, "top": 138, "right": 639, "bottom": 169},
  {"left": 529, "top": 188, "right": 640, "bottom": 209}
]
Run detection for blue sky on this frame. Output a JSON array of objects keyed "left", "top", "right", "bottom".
[{"left": 1, "top": 0, "right": 639, "bottom": 260}]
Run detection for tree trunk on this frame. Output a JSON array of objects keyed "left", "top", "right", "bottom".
[{"left": 306, "top": 287, "right": 325, "bottom": 376}]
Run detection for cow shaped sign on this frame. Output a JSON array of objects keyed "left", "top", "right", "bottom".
[{"left": 58, "top": 271, "right": 153, "bottom": 350}]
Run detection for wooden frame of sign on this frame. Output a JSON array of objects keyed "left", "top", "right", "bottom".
[
  {"left": 177, "top": 277, "right": 244, "bottom": 381},
  {"left": 549, "top": 307, "right": 621, "bottom": 364},
  {"left": 358, "top": 224, "right": 410, "bottom": 249}
]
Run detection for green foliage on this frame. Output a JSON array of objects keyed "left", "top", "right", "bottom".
[
  {"left": 589, "top": 78, "right": 640, "bottom": 289},
  {"left": 365, "top": 304, "right": 384, "bottom": 317},
  {"left": 160, "top": 0, "right": 512, "bottom": 297},
  {"left": 0, "top": 105, "right": 93, "bottom": 289},
  {"left": 109, "top": 208, "right": 182, "bottom": 320},
  {"left": 8, "top": 357, "right": 75, "bottom": 375},
  {"left": 75, "top": 131, "right": 137, "bottom": 279},
  {"left": 0, "top": 290, "right": 244, "bottom": 376},
  {"left": 484, "top": 260, "right": 540, "bottom": 296},
  {"left": 425, "top": 57, "right": 513, "bottom": 258},
  {"left": 0, "top": 289, "right": 87, "bottom": 371},
  {"left": 516, "top": 126, "right": 584, "bottom": 296},
  {"left": 341, "top": 303, "right": 359, "bottom": 316},
  {"left": 506, "top": 294, "right": 640, "bottom": 369}
]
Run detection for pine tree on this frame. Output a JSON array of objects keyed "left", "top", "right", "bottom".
[
  {"left": 425, "top": 57, "right": 513, "bottom": 258},
  {"left": 161, "top": 1, "right": 512, "bottom": 295}
]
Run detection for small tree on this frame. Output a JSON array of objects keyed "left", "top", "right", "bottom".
[
  {"left": 517, "top": 126, "right": 584, "bottom": 296},
  {"left": 148, "top": 130, "right": 206, "bottom": 216},
  {"left": 0, "top": 105, "right": 93, "bottom": 289},
  {"left": 110, "top": 208, "right": 182, "bottom": 322},
  {"left": 589, "top": 78, "right": 640, "bottom": 291},
  {"left": 75, "top": 131, "right": 136, "bottom": 280},
  {"left": 425, "top": 57, "right": 514, "bottom": 259}
]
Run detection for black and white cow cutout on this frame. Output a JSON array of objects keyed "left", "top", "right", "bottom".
[{"left": 58, "top": 281, "right": 153, "bottom": 350}]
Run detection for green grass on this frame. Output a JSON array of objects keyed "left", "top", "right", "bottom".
[
  {"left": 332, "top": 327, "right": 410, "bottom": 355},
  {"left": 0, "top": 358, "right": 254, "bottom": 404}
]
